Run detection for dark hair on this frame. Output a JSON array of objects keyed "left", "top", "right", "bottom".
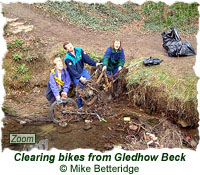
[
  {"left": 63, "top": 41, "right": 70, "bottom": 50},
  {"left": 111, "top": 39, "right": 122, "bottom": 50}
]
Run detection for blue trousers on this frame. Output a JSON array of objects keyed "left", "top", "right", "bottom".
[
  {"left": 106, "top": 67, "right": 119, "bottom": 78},
  {"left": 71, "top": 68, "right": 91, "bottom": 108}
]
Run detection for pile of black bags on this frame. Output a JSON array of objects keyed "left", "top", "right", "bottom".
[{"left": 161, "top": 26, "right": 196, "bottom": 57}]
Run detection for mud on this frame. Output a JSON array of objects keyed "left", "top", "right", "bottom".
[{"left": 2, "top": 97, "right": 199, "bottom": 152}]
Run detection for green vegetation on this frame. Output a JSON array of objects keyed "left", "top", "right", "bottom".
[
  {"left": 22, "top": 46, "right": 29, "bottom": 51},
  {"left": 26, "top": 56, "right": 34, "bottom": 62},
  {"left": 12, "top": 52, "right": 23, "bottom": 61},
  {"left": 57, "top": 47, "right": 66, "bottom": 57},
  {"left": 22, "top": 74, "right": 31, "bottom": 83},
  {"left": 7, "top": 42, "right": 12, "bottom": 49},
  {"left": 2, "top": 105, "right": 17, "bottom": 115},
  {"left": 88, "top": 52, "right": 101, "bottom": 61},
  {"left": 142, "top": 1, "right": 199, "bottom": 33},
  {"left": 34, "top": 1, "right": 198, "bottom": 34},
  {"left": 7, "top": 39, "right": 24, "bottom": 49},
  {"left": 36, "top": 1, "right": 141, "bottom": 31},
  {"left": 25, "top": 56, "right": 38, "bottom": 62},
  {"left": 11, "top": 73, "right": 18, "bottom": 80},
  {"left": 17, "top": 63, "right": 29, "bottom": 74},
  {"left": 127, "top": 57, "right": 198, "bottom": 102},
  {"left": 3, "top": 35, "right": 49, "bottom": 92}
]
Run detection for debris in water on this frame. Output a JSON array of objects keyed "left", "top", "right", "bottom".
[
  {"left": 59, "top": 122, "right": 68, "bottom": 127},
  {"left": 123, "top": 117, "right": 131, "bottom": 122}
]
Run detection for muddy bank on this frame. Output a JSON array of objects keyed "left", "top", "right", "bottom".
[
  {"left": 120, "top": 59, "right": 199, "bottom": 128},
  {"left": 126, "top": 83, "right": 199, "bottom": 127}
]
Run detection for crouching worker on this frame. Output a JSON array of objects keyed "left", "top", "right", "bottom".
[
  {"left": 46, "top": 57, "right": 71, "bottom": 105},
  {"left": 63, "top": 41, "right": 102, "bottom": 108},
  {"left": 102, "top": 39, "right": 125, "bottom": 77}
]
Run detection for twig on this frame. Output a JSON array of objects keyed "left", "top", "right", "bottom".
[
  {"left": 143, "top": 132, "right": 149, "bottom": 149},
  {"left": 131, "top": 121, "right": 150, "bottom": 132},
  {"left": 150, "top": 118, "right": 168, "bottom": 132},
  {"left": 86, "top": 84, "right": 99, "bottom": 93},
  {"left": 174, "top": 130, "right": 183, "bottom": 147}
]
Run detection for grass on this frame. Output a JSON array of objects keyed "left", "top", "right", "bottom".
[
  {"left": 126, "top": 57, "right": 198, "bottom": 102},
  {"left": 126, "top": 57, "right": 199, "bottom": 125},
  {"left": 142, "top": 1, "right": 199, "bottom": 34},
  {"left": 2, "top": 105, "right": 17, "bottom": 116},
  {"left": 34, "top": 1, "right": 198, "bottom": 34},
  {"left": 35, "top": 1, "right": 141, "bottom": 31}
]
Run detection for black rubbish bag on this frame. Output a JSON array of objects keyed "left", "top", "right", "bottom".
[
  {"left": 143, "top": 57, "right": 163, "bottom": 66},
  {"left": 161, "top": 26, "right": 196, "bottom": 57}
]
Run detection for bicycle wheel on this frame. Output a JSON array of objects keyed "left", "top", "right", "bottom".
[
  {"left": 76, "top": 81, "right": 98, "bottom": 106},
  {"left": 50, "top": 98, "right": 78, "bottom": 124}
]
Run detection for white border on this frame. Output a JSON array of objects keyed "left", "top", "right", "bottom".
[{"left": 0, "top": 0, "right": 199, "bottom": 175}]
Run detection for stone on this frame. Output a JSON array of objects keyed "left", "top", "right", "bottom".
[
  {"left": 129, "top": 124, "right": 138, "bottom": 131},
  {"left": 83, "top": 124, "right": 92, "bottom": 131},
  {"left": 6, "top": 18, "right": 18, "bottom": 23},
  {"left": 177, "top": 118, "right": 191, "bottom": 127},
  {"left": 104, "top": 144, "right": 113, "bottom": 150},
  {"left": 9, "top": 22, "right": 24, "bottom": 27}
]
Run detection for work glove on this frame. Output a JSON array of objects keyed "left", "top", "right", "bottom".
[
  {"left": 56, "top": 95, "right": 62, "bottom": 104},
  {"left": 118, "top": 66, "right": 122, "bottom": 71},
  {"left": 96, "top": 62, "right": 103, "bottom": 67},
  {"left": 102, "top": 66, "right": 107, "bottom": 72},
  {"left": 79, "top": 76, "right": 87, "bottom": 84},
  {"left": 56, "top": 95, "right": 60, "bottom": 101}
]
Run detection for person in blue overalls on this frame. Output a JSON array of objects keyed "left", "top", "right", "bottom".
[
  {"left": 46, "top": 57, "right": 71, "bottom": 105},
  {"left": 63, "top": 41, "right": 102, "bottom": 108},
  {"left": 102, "top": 39, "right": 125, "bottom": 76}
]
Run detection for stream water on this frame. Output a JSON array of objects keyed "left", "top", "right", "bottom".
[{"left": 2, "top": 101, "right": 199, "bottom": 151}]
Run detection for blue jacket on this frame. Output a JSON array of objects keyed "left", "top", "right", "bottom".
[
  {"left": 64, "top": 47, "right": 96, "bottom": 79},
  {"left": 102, "top": 47, "right": 125, "bottom": 71},
  {"left": 46, "top": 69, "right": 71, "bottom": 101}
]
